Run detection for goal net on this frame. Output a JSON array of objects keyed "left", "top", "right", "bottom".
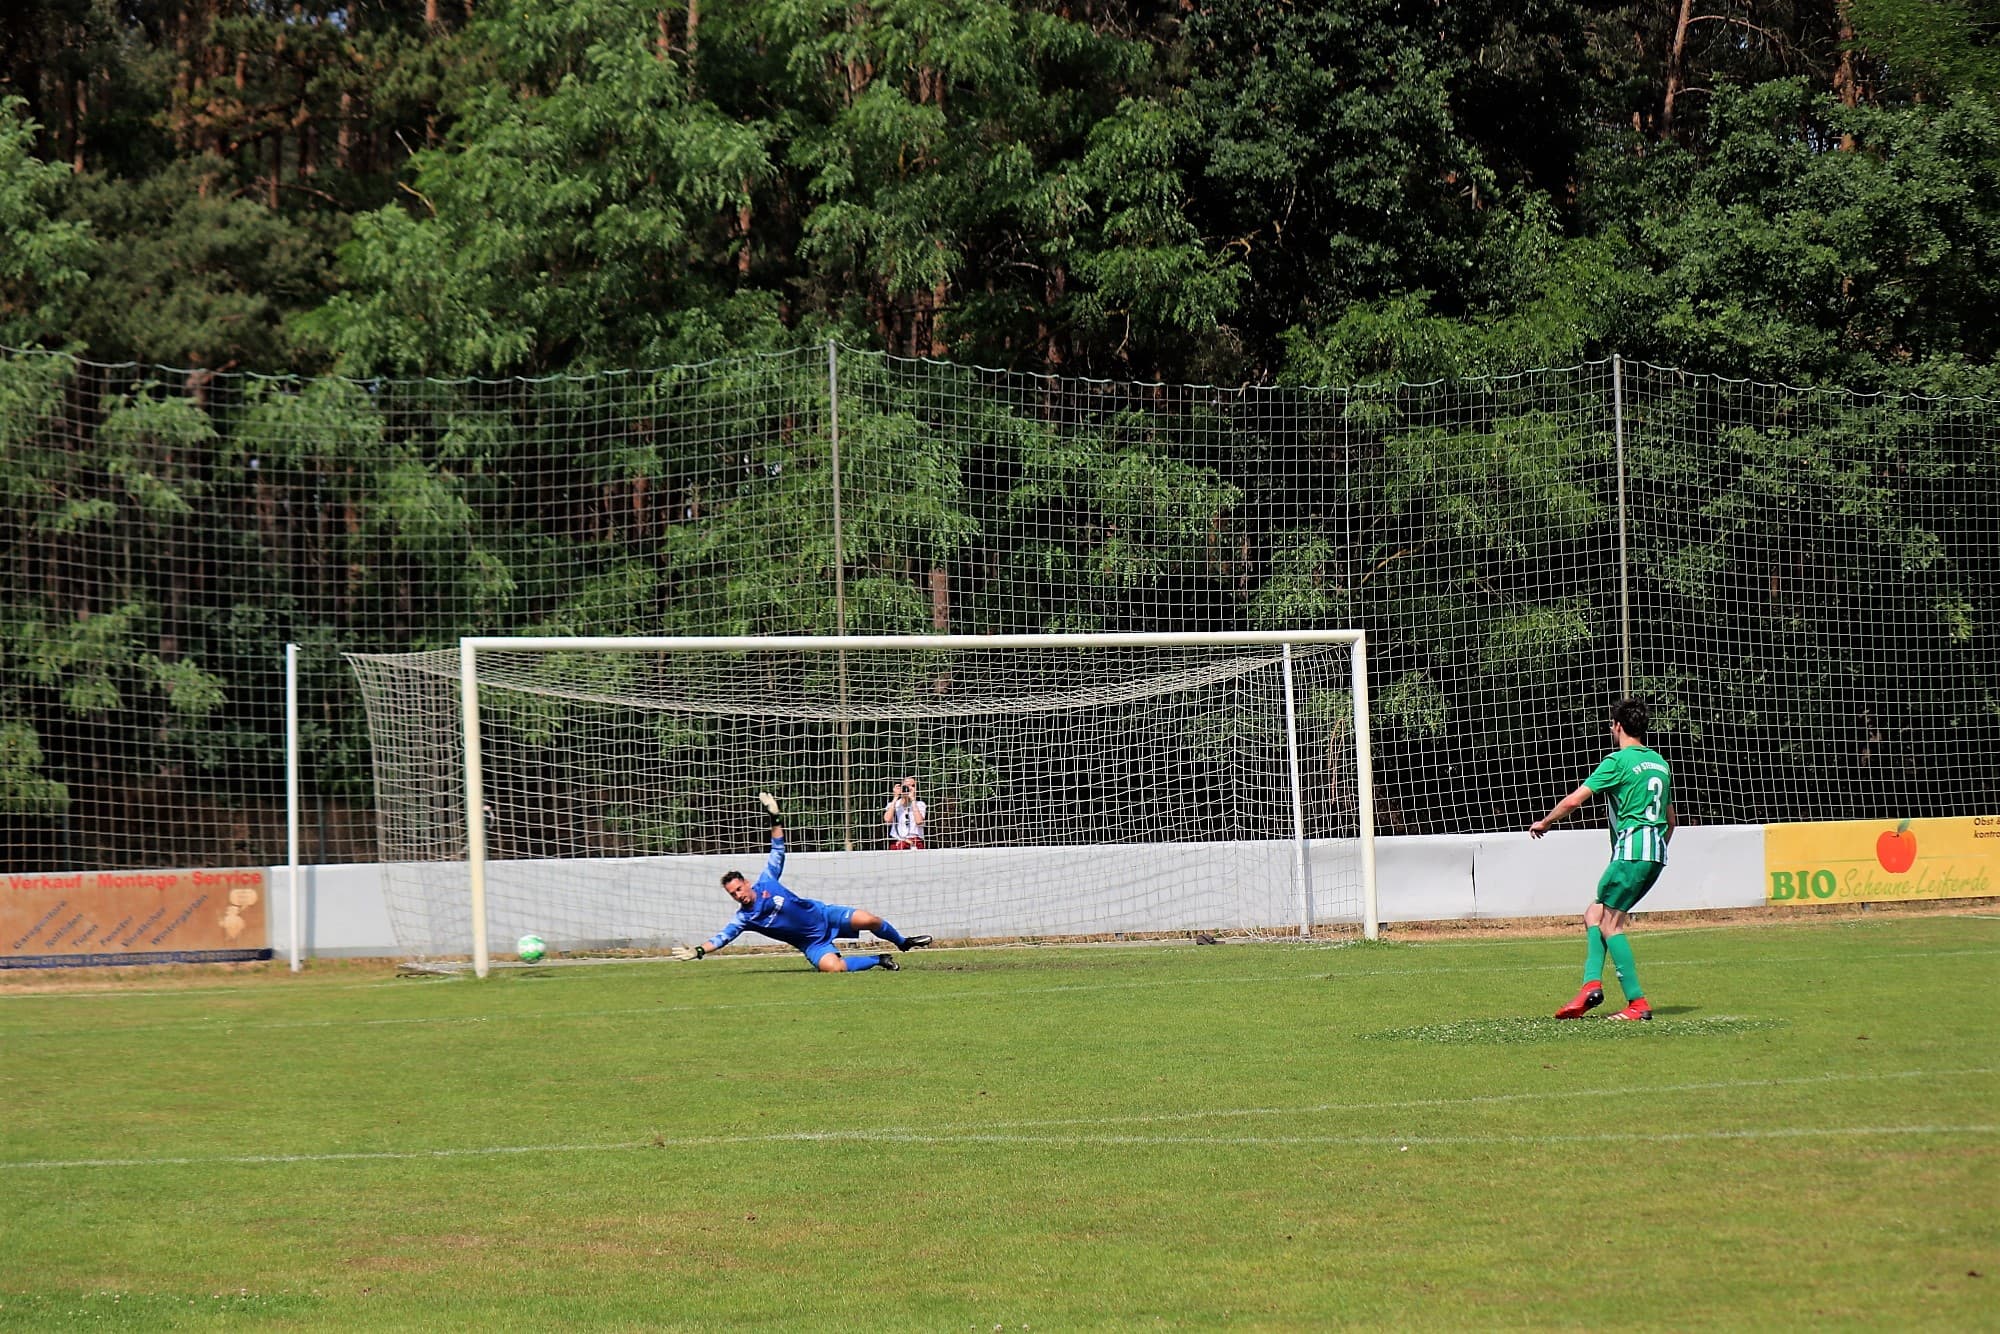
[{"left": 348, "top": 633, "right": 1377, "bottom": 973}]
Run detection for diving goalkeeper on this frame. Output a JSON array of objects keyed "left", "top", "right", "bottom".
[{"left": 673, "top": 793, "right": 933, "bottom": 972}]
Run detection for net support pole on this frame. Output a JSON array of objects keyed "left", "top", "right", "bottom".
[
  {"left": 1352, "top": 633, "right": 1380, "bottom": 940},
  {"left": 829, "top": 339, "right": 855, "bottom": 850},
  {"left": 285, "top": 642, "right": 302, "bottom": 973},
  {"left": 1613, "top": 353, "right": 1631, "bottom": 697},
  {"left": 1280, "top": 644, "right": 1313, "bottom": 937},
  {"left": 460, "top": 640, "right": 491, "bottom": 978}
]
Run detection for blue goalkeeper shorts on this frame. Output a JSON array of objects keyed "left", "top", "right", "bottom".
[{"left": 798, "top": 904, "right": 862, "bottom": 967}]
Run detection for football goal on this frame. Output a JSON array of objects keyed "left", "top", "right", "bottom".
[{"left": 349, "top": 632, "right": 1379, "bottom": 976}]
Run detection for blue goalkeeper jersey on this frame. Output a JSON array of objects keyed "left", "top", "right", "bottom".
[{"left": 703, "top": 837, "right": 834, "bottom": 952}]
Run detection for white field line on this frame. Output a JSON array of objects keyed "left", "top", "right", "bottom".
[
  {"left": 940, "top": 1065, "right": 2000, "bottom": 1132},
  {"left": 1357, "top": 913, "right": 2000, "bottom": 948},
  {"left": 767, "top": 1124, "right": 2000, "bottom": 1149},
  {"left": 0, "top": 977, "right": 415, "bottom": 1003},
  {"left": 5, "top": 1124, "right": 1994, "bottom": 1173},
  {"left": 3, "top": 945, "right": 1997, "bottom": 1041},
  {"left": 4, "top": 1067, "right": 1996, "bottom": 1172}
]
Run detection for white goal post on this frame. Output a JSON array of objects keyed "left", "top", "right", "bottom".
[{"left": 354, "top": 630, "right": 1378, "bottom": 976}]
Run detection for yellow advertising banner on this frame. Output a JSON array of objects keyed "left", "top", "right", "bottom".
[
  {"left": 2, "top": 867, "right": 271, "bottom": 969},
  {"left": 1764, "top": 816, "right": 2000, "bottom": 905}
]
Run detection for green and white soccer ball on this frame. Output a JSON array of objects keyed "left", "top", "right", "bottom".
[{"left": 516, "top": 933, "right": 547, "bottom": 964}]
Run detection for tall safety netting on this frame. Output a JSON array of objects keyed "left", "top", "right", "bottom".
[{"left": 3, "top": 342, "right": 1994, "bottom": 887}]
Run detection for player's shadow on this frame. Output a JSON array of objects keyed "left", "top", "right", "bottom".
[{"left": 1650, "top": 1004, "right": 1700, "bottom": 1016}]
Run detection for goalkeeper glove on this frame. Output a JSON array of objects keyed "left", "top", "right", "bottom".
[
  {"left": 756, "top": 791, "right": 782, "bottom": 823},
  {"left": 672, "top": 945, "right": 706, "bottom": 962}
]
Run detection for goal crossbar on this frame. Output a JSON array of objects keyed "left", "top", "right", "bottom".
[{"left": 461, "top": 630, "right": 1367, "bottom": 653}]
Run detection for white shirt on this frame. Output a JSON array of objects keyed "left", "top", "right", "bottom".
[{"left": 886, "top": 798, "right": 926, "bottom": 842}]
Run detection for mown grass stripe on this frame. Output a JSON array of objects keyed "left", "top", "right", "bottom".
[
  {"left": 4, "top": 945, "right": 1996, "bottom": 1040},
  {"left": 7, "top": 1066, "right": 1993, "bottom": 1171}
]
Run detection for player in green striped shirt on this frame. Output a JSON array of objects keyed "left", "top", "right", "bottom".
[{"left": 1529, "top": 698, "right": 1677, "bottom": 1022}]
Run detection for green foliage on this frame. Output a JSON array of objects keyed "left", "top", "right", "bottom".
[
  {"left": 99, "top": 392, "right": 217, "bottom": 519},
  {"left": 0, "top": 97, "right": 94, "bottom": 348},
  {"left": 1377, "top": 669, "right": 1448, "bottom": 742},
  {"left": 0, "top": 357, "right": 248, "bottom": 831},
  {"left": 224, "top": 375, "right": 523, "bottom": 650},
  {"left": 0, "top": 0, "right": 1992, "bottom": 395},
  {"left": 1287, "top": 82, "right": 2000, "bottom": 394},
  {"left": 64, "top": 162, "right": 339, "bottom": 369},
  {"left": 1847, "top": 0, "right": 2000, "bottom": 106},
  {"left": 0, "top": 356, "right": 96, "bottom": 813},
  {"left": 1639, "top": 81, "right": 2000, "bottom": 385},
  {"left": 1180, "top": 0, "right": 1544, "bottom": 375},
  {"left": 1249, "top": 531, "right": 1347, "bottom": 629},
  {"left": 0, "top": 719, "right": 68, "bottom": 814},
  {"left": 1282, "top": 208, "right": 1656, "bottom": 384},
  {"left": 997, "top": 415, "right": 1239, "bottom": 618},
  {"left": 1062, "top": 97, "right": 1246, "bottom": 367},
  {"left": 308, "top": 0, "right": 786, "bottom": 374},
  {"left": 769, "top": 0, "right": 1159, "bottom": 368}
]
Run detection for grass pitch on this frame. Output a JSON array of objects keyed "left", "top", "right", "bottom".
[{"left": 2, "top": 913, "right": 1995, "bottom": 1329}]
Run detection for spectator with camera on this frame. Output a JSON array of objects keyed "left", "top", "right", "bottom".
[{"left": 882, "top": 776, "right": 928, "bottom": 849}]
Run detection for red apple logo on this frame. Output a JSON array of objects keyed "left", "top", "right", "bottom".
[{"left": 1876, "top": 819, "right": 1917, "bottom": 874}]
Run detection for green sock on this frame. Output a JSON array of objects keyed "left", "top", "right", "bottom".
[
  {"left": 1583, "top": 926, "right": 1606, "bottom": 983},
  {"left": 1606, "top": 933, "right": 1644, "bottom": 1000}
]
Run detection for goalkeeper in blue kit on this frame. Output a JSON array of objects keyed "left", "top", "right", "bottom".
[
  {"left": 1529, "top": 698, "right": 1676, "bottom": 1022},
  {"left": 673, "top": 793, "right": 933, "bottom": 972}
]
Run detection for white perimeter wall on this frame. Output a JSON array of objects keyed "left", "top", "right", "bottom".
[{"left": 269, "top": 825, "right": 1769, "bottom": 958}]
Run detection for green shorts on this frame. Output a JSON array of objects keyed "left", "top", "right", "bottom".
[{"left": 1595, "top": 859, "right": 1665, "bottom": 913}]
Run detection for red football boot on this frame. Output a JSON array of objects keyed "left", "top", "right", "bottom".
[
  {"left": 1608, "top": 996, "right": 1653, "bottom": 1022},
  {"left": 1554, "top": 983, "right": 1605, "bottom": 1019}
]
